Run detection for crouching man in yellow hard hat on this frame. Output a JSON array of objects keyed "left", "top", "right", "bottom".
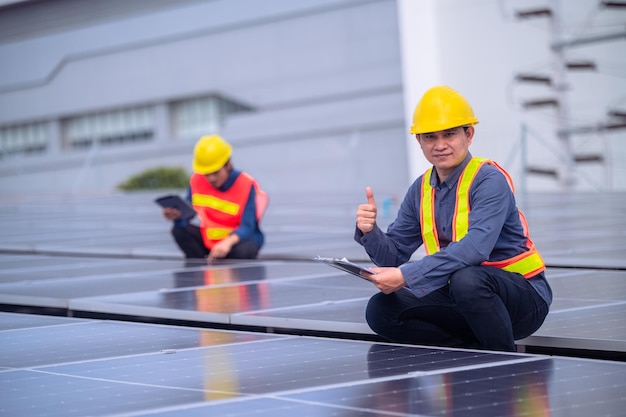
[
  {"left": 162, "top": 134, "right": 268, "bottom": 261},
  {"left": 355, "top": 86, "right": 552, "bottom": 352}
]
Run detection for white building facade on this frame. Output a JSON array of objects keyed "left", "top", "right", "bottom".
[{"left": 0, "top": 0, "right": 624, "bottom": 199}]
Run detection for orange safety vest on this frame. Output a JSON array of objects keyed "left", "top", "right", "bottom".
[
  {"left": 420, "top": 157, "right": 545, "bottom": 278},
  {"left": 190, "top": 172, "right": 268, "bottom": 249}
]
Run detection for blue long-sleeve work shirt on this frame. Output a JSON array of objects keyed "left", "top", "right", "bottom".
[
  {"left": 355, "top": 153, "right": 552, "bottom": 304},
  {"left": 174, "top": 168, "right": 264, "bottom": 248}
]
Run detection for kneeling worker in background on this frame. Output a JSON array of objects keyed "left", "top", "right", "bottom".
[
  {"left": 355, "top": 85, "right": 552, "bottom": 352},
  {"left": 163, "top": 134, "right": 268, "bottom": 261}
]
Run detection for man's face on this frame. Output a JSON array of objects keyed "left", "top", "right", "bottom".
[
  {"left": 416, "top": 126, "right": 474, "bottom": 180},
  {"left": 204, "top": 164, "right": 229, "bottom": 188}
]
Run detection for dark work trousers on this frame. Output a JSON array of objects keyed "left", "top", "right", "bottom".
[
  {"left": 171, "top": 224, "right": 260, "bottom": 259},
  {"left": 365, "top": 266, "right": 549, "bottom": 352}
]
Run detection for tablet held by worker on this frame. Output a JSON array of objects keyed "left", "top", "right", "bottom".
[{"left": 155, "top": 194, "right": 197, "bottom": 220}]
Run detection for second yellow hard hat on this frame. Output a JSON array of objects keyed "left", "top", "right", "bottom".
[{"left": 192, "top": 134, "right": 232, "bottom": 174}]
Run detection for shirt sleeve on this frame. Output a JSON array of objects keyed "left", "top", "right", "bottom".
[
  {"left": 231, "top": 185, "right": 257, "bottom": 241},
  {"left": 173, "top": 186, "right": 192, "bottom": 228}
]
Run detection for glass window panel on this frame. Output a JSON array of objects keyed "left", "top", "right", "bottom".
[
  {"left": 15, "top": 127, "right": 25, "bottom": 148},
  {"left": 123, "top": 109, "right": 134, "bottom": 131},
  {"left": 113, "top": 111, "right": 125, "bottom": 135},
  {"left": 138, "top": 107, "right": 152, "bottom": 130},
  {"left": 95, "top": 114, "right": 106, "bottom": 136},
  {"left": 74, "top": 118, "right": 87, "bottom": 139},
  {"left": 62, "top": 106, "right": 155, "bottom": 149},
  {"left": 0, "top": 128, "right": 8, "bottom": 152},
  {"left": 35, "top": 124, "right": 46, "bottom": 145},
  {"left": 25, "top": 125, "right": 34, "bottom": 146},
  {"left": 101, "top": 113, "right": 112, "bottom": 136}
]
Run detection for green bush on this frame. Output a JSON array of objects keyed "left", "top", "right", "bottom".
[{"left": 118, "top": 166, "right": 189, "bottom": 190}]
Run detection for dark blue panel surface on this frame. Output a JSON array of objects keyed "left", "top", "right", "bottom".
[
  {"left": 70, "top": 274, "right": 376, "bottom": 318},
  {"left": 0, "top": 370, "right": 211, "bottom": 417},
  {"left": 0, "top": 321, "right": 282, "bottom": 368},
  {"left": 40, "top": 339, "right": 522, "bottom": 395},
  {"left": 0, "top": 312, "right": 86, "bottom": 330}
]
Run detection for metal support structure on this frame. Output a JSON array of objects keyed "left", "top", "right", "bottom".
[
  {"left": 550, "top": 0, "right": 576, "bottom": 188},
  {"left": 520, "top": 123, "right": 528, "bottom": 197},
  {"left": 551, "top": 28, "right": 626, "bottom": 50},
  {"left": 514, "top": 0, "right": 626, "bottom": 189}
]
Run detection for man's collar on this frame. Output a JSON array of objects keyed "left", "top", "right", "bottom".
[
  {"left": 430, "top": 153, "right": 473, "bottom": 189},
  {"left": 219, "top": 168, "right": 241, "bottom": 191}
]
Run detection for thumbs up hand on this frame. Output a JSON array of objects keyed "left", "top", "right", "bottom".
[{"left": 356, "top": 186, "right": 377, "bottom": 234}]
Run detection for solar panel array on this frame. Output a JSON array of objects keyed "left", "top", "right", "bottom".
[{"left": 0, "top": 190, "right": 625, "bottom": 416}]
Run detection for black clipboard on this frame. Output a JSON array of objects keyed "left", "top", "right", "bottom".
[
  {"left": 313, "top": 256, "right": 376, "bottom": 281},
  {"left": 154, "top": 194, "right": 197, "bottom": 220}
]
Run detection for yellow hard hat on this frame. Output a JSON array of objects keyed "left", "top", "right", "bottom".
[
  {"left": 192, "top": 134, "right": 232, "bottom": 174},
  {"left": 409, "top": 86, "right": 479, "bottom": 134}
]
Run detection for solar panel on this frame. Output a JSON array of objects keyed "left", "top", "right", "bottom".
[
  {"left": 0, "top": 311, "right": 86, "bottom": 331},
  {"left": 1, "top": 258, "right": 625, "bottom": 352},
  {"left": 517, "top": 268, "right": 626, "bottom": 352},
  {"left": 1, "top": 313, "right": 625, "bottom": 417},
  {"left": 68, "top": 264, "right": 377, "bottom": 324}
]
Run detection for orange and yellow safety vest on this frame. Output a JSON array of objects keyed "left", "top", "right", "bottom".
[
  {"left": 190, "top": 172, "right": 268, "bottom": 249},
  {"left": 420, "top": 157, "right": 545, "bottom": 278}
]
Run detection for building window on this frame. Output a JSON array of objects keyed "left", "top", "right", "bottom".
[
  {"left": 63, "top": 106, "right": 154, "bottom": 150},
  {"left": 0, "top": 122, "right": 48, "bottom": 159},
  {"left": 172, "top": 95, "right": 253, "bottom": 140}
]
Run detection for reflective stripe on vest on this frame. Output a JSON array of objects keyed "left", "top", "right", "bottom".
[
  {"left": 192, "top": 194, "right": 240, "bottom": 215},
  {"left": 420, "top": 157, "right": 546, "bottom": 278},
  {"left": 420, "top": 168, "right": 438, "bottom": 254},
  {"left": 205, "top": 227, "right": 232, "bottom": 241},
  {"left": 452, "top": 157, "right": 486, "bottom": 241}
]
